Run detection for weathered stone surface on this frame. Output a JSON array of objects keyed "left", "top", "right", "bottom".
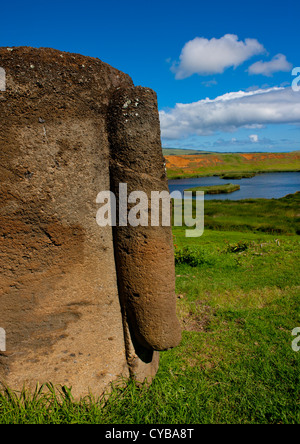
[
  {"left": 0, "top": 47, "right": 181, "bottom": 397},
  {"left": 108, "top": 86, "right": 182, "bottom": 352}
]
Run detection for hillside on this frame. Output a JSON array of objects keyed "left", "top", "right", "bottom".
[{"left": 165, "top": 151, "right": 300, "bottom": 179}]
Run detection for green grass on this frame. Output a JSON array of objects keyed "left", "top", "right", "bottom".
[
  {"left": 203, "top": 193, "right": 300, "bottom": 235},
  {"left": 185, "top": 183, "right": 240, "bottom": 194},
  {"left": 1, "top": 195, "right": 299, "bottom": 424}
]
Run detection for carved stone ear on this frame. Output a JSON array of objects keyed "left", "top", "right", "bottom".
[
  {"left": 0, "top": 67, "right": 6, "bottom": 91},
  {"left": 108, "top": 86, "right": 182, "bottom": 355}
]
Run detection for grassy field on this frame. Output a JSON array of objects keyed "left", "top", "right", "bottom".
[
  {"left": 185, "top": 183, "right": 240, "bottom": 195},
  {"left": 0, "top": 194, "right": 299, "bottom": 424},
  {"left": 165, "top": 151, "right": 300, "bottom": 179},
  {"left": 203, "top": 192, "right": 300, "bottom": 235}
]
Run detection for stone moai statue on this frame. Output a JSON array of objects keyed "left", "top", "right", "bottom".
[{"left": 0, "top": 47, "right": 181, "bottom": 398}]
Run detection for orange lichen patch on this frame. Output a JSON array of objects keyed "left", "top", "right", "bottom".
[
  {"left": 165, "top": 154, "right": 223, "bottom": 170},
  {"left": 166, "top": 155, "right": 193, "bottom": 168},
  {"left": 240, "top": 153, "right": 298, "bottom": 162}
]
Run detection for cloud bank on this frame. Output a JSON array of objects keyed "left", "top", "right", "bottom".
[
  {"left": 171, "top": 34, "right": 265, "bottom": 79},
  {"left": 159, "top": 87, "right": 300, "bottom": 139}
]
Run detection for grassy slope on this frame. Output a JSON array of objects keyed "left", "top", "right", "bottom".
[
  {"left": 166, "top": 151, "right": 300, "bottom": 179},
  {"left": 1, "top": 195, "right": 299, "bottom": 424},
  {"left": 170, "top": 228, "right": 300, "bottom": 424}
]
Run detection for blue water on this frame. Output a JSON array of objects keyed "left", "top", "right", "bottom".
[{"left": 168, "top": 172, "right": 300, "bottom": 200}]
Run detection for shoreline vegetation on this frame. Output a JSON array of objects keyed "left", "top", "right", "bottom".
[
  {"left": 185, "top": 183, "right": 240, "bottom": 195},
  {"left": 164, "top": 150, "right": 300, "bottom": 180},
  {"left": 219, "top": 172, "right": 256, "bottom": 179}
]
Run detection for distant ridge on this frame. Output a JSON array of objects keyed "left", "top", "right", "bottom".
[
  {"left": 162, "top": 148, "right": 300, "bottom": 156},
  {"left": 162, "top": 148, "right": 213, "bottom": 155}
]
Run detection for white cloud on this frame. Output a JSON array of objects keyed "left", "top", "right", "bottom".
[
  {"left": 248, "top": 53, "right": 293, "bottom": 77},
  {"left": 249, "top": 134, "right": 259, "bottom": 143},
  {"left": 159, "top": 87, "right": 300, "bottom": 139},
  {"left": 172, "top": 34, "right": 265, "bottom": 79}
]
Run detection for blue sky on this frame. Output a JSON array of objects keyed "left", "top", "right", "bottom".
[{"left": 1, "top": 0, "right": 299, "bottom": 152}]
